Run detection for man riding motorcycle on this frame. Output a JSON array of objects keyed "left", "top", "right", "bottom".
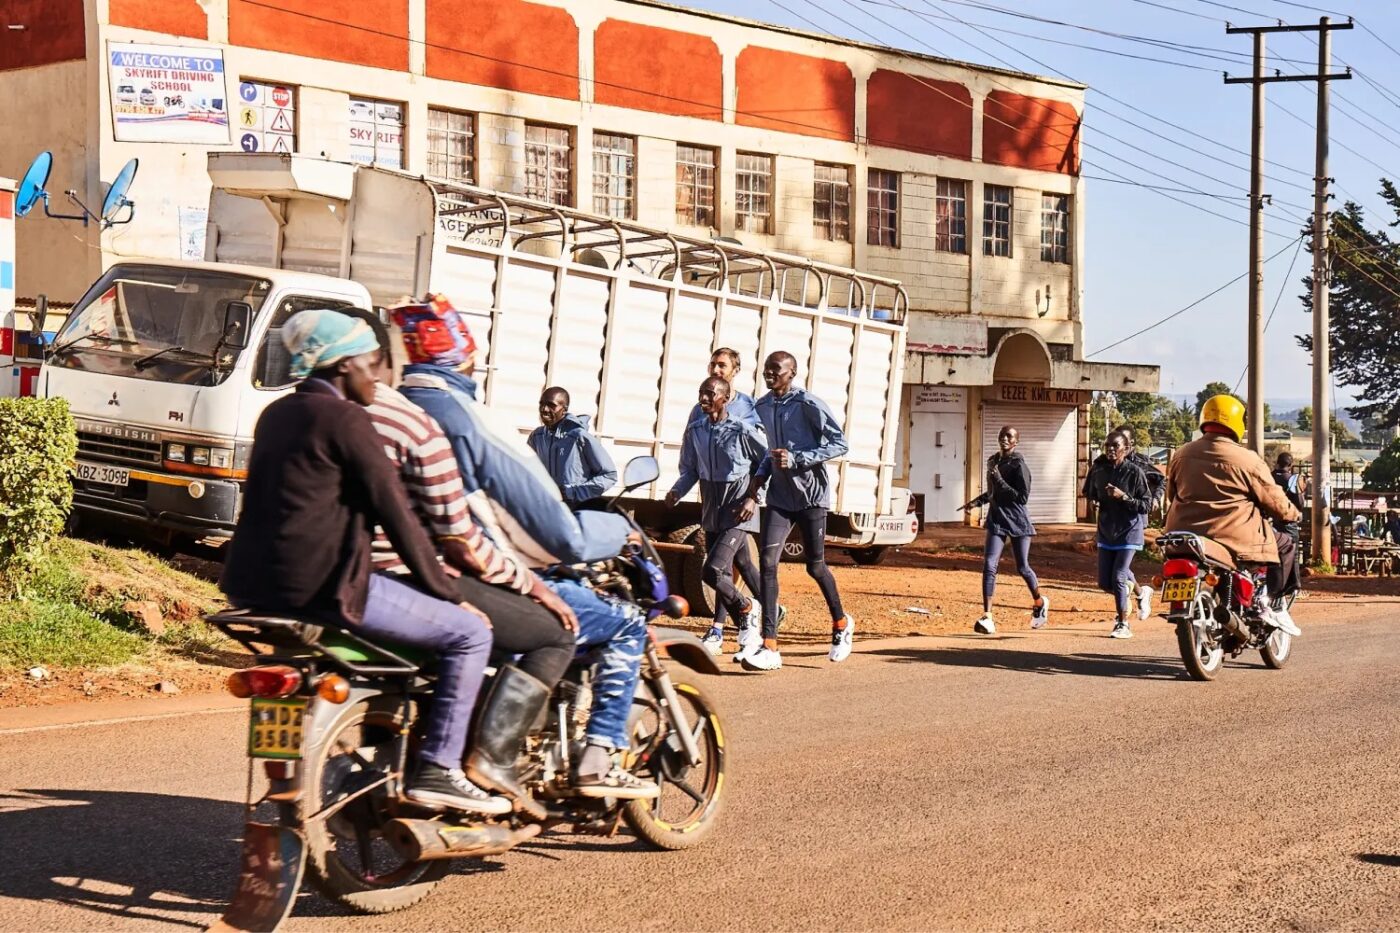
[{"left": 1164, "top": 394, "right": 1303, "bottom": 637}]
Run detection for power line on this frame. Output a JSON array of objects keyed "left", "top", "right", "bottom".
[{"left": 1234, "top": 234, "right": 1306, "bottom": 392}]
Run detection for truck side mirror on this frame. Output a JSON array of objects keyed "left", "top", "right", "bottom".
[
  {"left": 221, "top": 301, "right": 252, "bottom": 351},
  {"left": 30, "top": 294, "right": 47, "bottom": 342}
]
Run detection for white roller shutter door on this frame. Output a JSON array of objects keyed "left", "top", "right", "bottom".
[{"left": 981, "top": 403, "right": 1077, "bottom": 524}]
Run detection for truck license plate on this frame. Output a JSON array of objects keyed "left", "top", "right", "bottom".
[
  {"left": 1161, "top": 578, "right": 1199, "bottom": 603},
  {"left": 75, "top": 461, "right": 130, "bottom": 487},
  {"left": 877, "top": 516, "right": 907, "bottom": 532},
  {"left": 248, "top": 698, "right": 307, "bottom": 760}
]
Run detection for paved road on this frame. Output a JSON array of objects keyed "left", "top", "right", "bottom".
[{"left": 2, "top": 599, "right": 1398, "bottom": 931}]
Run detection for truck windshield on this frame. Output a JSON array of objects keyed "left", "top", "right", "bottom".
[{"left": 48, "top": 265, "right": 272, "bottom": 385}]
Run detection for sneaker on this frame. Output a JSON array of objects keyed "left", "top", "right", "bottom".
[
  {"left": 1137, "top": 585, "right": 1154, "bottom": 621},
  {"left": 574, "top": 765, "right": 661, "bottom": 800},
  {"left": 735, "top": 604, "right": 762, "bottom": 654},
  {"left": 700, "top": 626, "right": 723, "bottom": 657},
  {"left": 1030, "top": 597, "right": 1051, "bottom": 630},
  {"left": 1264, "top": 605, "right": 1302, "bottom": 638},
  {"left": 777, "top": 604, "right": 789, "bottom": 627},
  {"left": 741, "top": 646, "right": 783, "bottom": 671},
  {"left": 406, "top": 764, "right": 512, "bottom": 815},
  {"left": 973, "top": 615, "right": 996, "bottom": 635},
  {"left": 1109, "top": 620, "right": 1134, "bottom": 639},
  {"left": 828, "top": 615, "right": 855, "bottom": 662}
]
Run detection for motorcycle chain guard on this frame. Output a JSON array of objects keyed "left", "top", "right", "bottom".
[{"left": 206, "top": 822, "right": 307, "bottom": 933}]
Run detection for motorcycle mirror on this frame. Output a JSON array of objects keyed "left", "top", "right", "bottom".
[
  {"left": 621, "top": 455, "right": 660, "bottom": 491},
  {"left": 16, "top": 151, "right": 53, "bottom": 217}
]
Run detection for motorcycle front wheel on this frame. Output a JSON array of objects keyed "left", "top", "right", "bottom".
[
  {"left": 295, "top": 698, "right": 449, "bottom": 914},
  {"left": 623, "top": 681, "right": 726, "bottom": 850},
  {"left": 1260, "top": 627, "right": 1292, "bottom": 669},
  {"left": 1176, "top": 593, "right": 1225, "bottom": 681}
]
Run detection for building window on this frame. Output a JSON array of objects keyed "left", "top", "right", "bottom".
[
  {"left": 935, "top": 178, "right": 968, "bottom": 254},
  {"left": 867, "top": 169, "right": 899, "bottom": 247},
  {"left": 524, "top": 123, "right": 572, "bottom": 206},
  {"left": 237, "top": 79, "right": 297, "bottom": 154},
  {"left": 593, "top": 132, "right": 636, "bottom": 219},
  {"left": 983, "top": 183, "right": 1013, "bottom": 257},
  {"left": 427, "top": 108, "right": 474, "bottom": 184},
  {"left": 676, "top": 145, "right": 716, "bottom": 227},
  {"left": 813, "top": 163, "right": 851, "bottom": 242},
  {"left": 348, "top": 97, "right": 404, "bottom": 169},
  {"left": 735, "top": 153, "right": 774, "bottom": 234},
  {"left": 1041, "top": 193, "right": 1070, "bottom": 263}
]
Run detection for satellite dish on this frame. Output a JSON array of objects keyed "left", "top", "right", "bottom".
[
  {"left": 16, "top": 151, "right": 52, "bottom": 217},
  {"left": 102, "top": 158, "right": 138, "bottom": 221}
]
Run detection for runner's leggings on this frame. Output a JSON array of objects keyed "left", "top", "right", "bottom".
[
  {"left": 1096, "top": 547, "right": 1137, "bottom": 620},
  {"left": 760, "top": 506, "right": 844, "bottom": 639},
  {"left": 702, "top": 526, "right": 755, "bottom": 623},
  {"left": 982, "top": 532, "right": 1040, "bottom": 612},
  {"left": 712, "top": 538, "right": 760, "bottom": 629}
]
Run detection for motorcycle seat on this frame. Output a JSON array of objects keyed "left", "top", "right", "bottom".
[{"left": 1160, "top": 532, "right": 1238, "bottom": 570}]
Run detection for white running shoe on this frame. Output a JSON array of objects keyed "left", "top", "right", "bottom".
[
  {"left": 736, "top": 603, "right": 762, "bottom": 650},
  {"left": 974, "top": 615, "right": 996, "bottom": 635},
  {"left": 1030, "top": 597, "right": 1050, "bottom": 630},
  {"left": 1137, "top": 585, "right": 1154, "bottom": 621},
  {"left": 700, "top": 626, "right": 723, "bottom": 657},
  {"left": 828, "top": 615, "right": 855, "bottom": 662},
  {"left": 741, "top": 646, "right": 783, "bottom": 671},
  {"left": 1109, "top": 620, "right": 1134, "bottom": 639},
  {"left": 1264, "top": 605, "right": 1302, "bottom": 638}
]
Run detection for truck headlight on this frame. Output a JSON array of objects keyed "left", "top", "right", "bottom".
[
  {"left": 166, "top": 443, "right": 187, "bottom": 462},
  {"left": 210, "top": 447, "right": 233, "bottom": 469},
  {"left": 191, "top": 447, "right": 211, "bottom": 466}
]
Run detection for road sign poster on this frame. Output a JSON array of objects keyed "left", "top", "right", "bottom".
[
  {"left": 237, "top": 80, "right": 297, "bottom": 154},
  {"left": 108, "top": 42, "right": 231, "bottom": 144}
]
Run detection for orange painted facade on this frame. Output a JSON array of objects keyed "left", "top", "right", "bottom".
[
  {"left": 594, "top": 20, "right": 721, "bottom": 120},
  {"left": 426, "top": 0, "right": 579, "bottom": 101},
  {"left": 735, "top": 46, "right": 854, "bottom": 141},
  {"left": 866, "top": 70, "right": 971, "bottom": 160},
  {"left": 229, "top": 0, "right": 409, "bottom": 72},
  {"left": 0, "top": 0, "right": 85, "bottom": 71},
  {"left": 109, "top": 0, "right": 207, "bottom": 40},
  {"left": 982, "top": 91, "right": 1081, "bottom": 175}
]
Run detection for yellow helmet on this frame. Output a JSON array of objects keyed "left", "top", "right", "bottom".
[{"left": 1200, "top": 394, "right": 1246, "bottom": 441}]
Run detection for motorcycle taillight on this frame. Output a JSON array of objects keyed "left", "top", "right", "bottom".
[
  {"left": 1163, "top": 558, "right": 1199, "bottom": 577},
  {"left": 227, "top": 665, "right": 303, "bottom": 699}
]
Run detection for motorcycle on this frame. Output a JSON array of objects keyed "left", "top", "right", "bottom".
[
  {"left": 1155, "top": 531, "right": 1293, "bottom": 681},
  {"left": 205, "top": 457, "right": 725, "bottom": 931}
]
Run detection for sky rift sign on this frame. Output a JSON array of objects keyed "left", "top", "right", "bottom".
[{"left": 108, "top": 42, "right": 231, "bottom": 144}]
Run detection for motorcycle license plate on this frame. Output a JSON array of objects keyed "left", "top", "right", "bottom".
[
  {"left": 247, "top": 698, "right": 306, "bottom": 760},
  {"left": 75, "top": 461, "right": 130, "bottom": 487},
  {"left": 1161, "top": 578, "right": 1199, "bottom": 603}
]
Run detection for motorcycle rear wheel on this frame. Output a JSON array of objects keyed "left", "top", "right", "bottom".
[
  {"left": 1260, "top": 627, "right": 1292, "bottom": 669},
  {"left": 623, "top": 681, "right": 725, "bottom": 850},
  {"left": 1176, "top": 594, "right": 1225, "bottom": 681},
  {"left": 296, "top": 699, "right": 449, "bottom": 914}
]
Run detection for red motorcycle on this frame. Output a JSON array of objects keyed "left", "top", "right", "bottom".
[{"left": 1156, "top": 531, "right": 1293, "bottom": 681}]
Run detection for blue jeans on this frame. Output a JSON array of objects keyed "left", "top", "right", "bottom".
[
  {"left": 360, "top": 574, "right": 493, "bottom": 770},
  {"left": 544, "top": 577, "right": 647, "bottom": 749},
  {"left": 983, "top": 532, "right": 1040, "bottom": 612},
  {"left": 1096, "top": 547, "right": 1138, "bottom": 621}
]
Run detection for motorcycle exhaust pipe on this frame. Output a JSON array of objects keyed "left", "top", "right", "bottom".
[
  {"left": 1213, "top": 605, "right": 1246, "bottom": 640},
  {"left": 386, "top": 818, "right": 540, "bottom": 861}
]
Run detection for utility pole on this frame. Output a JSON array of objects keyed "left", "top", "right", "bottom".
[{"left": 1225, "top": 17, "right": 1351, "bottom": 565}]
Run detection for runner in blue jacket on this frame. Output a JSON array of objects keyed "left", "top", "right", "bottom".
[{"left": 529, "top": 387, "right": 618, "bottom": 504}]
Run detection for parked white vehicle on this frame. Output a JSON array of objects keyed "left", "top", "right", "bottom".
[{"left": 42, "top": 154, "right": 916, "bottom": 601}]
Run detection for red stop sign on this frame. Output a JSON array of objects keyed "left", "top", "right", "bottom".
[{"left": 271, "top": 86, "right": 291, "bottom": 107}]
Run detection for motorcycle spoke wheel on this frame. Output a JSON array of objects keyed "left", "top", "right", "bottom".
[{"left": 622, "top": 682, "right": 725, "bottom": 850}]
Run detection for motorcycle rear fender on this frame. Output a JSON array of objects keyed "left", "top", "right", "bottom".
[
  {"left": 207, "top": 821, "right": 306, "bottom": 933},
  {"left": 651, "top": 627, "right": 722, "bottom": 675}
]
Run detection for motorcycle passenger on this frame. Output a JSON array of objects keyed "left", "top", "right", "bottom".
[
  {"left": 528, "top": 387, "right": 618, "bottom": 504},
  {"left": 1164, "top": 394, "right": 1303, "bottom": 637},
  {"left": 1083, "top": 430, "right": 1152, "bottom": 639},
  {"left": 975, "top": 426, "right": 1049, "bottom": 635},
  {"left": 666, "top": 376, "right": 769, "bottom": 657},
  {"left": 389, "top": 296, "right": 659, "bottom": 800},
  {"left": 219, "top": 309, "right": 507, "bottom": 815}
]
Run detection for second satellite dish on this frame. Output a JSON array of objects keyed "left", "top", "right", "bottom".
[{"left": 102, "top": 158, "right": 138, "bottom": 222}]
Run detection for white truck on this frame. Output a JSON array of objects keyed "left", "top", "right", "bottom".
[{"left": 42, "top": 153, "right": 916, "bottom": 607}]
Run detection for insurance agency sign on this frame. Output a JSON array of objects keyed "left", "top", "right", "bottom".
[{"left": 107, "top": 42, "right": 231, "bottom": 145}]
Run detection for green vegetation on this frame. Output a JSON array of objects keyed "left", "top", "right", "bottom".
[
  {"left": 0, "top": 537, "right": 225, "bottom": 670},
  {"left": 1363, "top": 438, "right": 1400, "bottom": 492},
  {"left": 0, "top": 397, "right": 77, "bottom": 588}
]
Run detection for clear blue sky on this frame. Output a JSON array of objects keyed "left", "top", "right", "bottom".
[{"left": 674, "top": 0, "right": 1400, "bottom": 408}]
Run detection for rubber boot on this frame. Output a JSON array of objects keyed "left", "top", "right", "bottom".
[{"left": 465, "top": 665, "right": 551, "bottom": 821}]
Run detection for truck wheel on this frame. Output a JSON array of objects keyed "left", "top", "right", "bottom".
[
  {"left": 667, "top": 525, "right": 714, "bottom": 618},
  {"left": 849, "top": 546, "right": 888, "bottom": 566}
]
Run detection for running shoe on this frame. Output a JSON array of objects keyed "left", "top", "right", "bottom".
[
  {"left": 741, "top": 646, "right": 783, "bottom": 671},
  {"left": 973, "top": 615, "right": 996, "bottom": 635},
  {"left": 828, "top": 614, "right": 855, "bottom": 662},
  {"left": 1137, "top": 585, "right": 1154, "bottom": 621},
  {"left": 1109, "top": 620, "right": 1134, "bottom": 639},
  {"left": 700, "top": 626, "right": 723, "bottom": 657},
  {"left": 1030, "top": 597, "right": 1051, "bottom": 629}
]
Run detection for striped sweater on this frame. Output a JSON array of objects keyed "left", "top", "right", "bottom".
[{"left": 367, "top": 383, "right": 533, "bottom": 594}]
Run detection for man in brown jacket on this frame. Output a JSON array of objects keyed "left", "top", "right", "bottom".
[{"left": 1166, "top": 394, "right": 1302, "bottom": 636}]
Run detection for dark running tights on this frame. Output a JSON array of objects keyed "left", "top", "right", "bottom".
[
  {"left": 702, "top": 526, "right": 755, "bottom": 623},
  {"left": 712, "top": 536, "right": 760, "bottom": 629},
  {"left": 760, "top": 506, "right": 844, "bottom": 640},
  {"left": 1096, "top": 547, "right": 1137, "bottom": 621},
  {"left": 982, "top": 532, "right": 1041, "bottom": 613}
]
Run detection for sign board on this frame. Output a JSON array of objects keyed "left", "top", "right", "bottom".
[
  {"left": 436, "top": 195, "right": 504, "bottom": 247},
  {"left": 348, "top": 98, "right": 404, "bottom": 169},
  {"left": 991, "top": 382, "right": 1090, "bottom": 407},
  {"left": 236, "top": 80, "right": 296, "bottom": 155},
  {"left": 912, "top": 386, "right": 967, "bottom": 413},
  {"left": 108, "top": 42, "right": 230, "bottom": 144},
  {"left": 906, "top": 314, "right": 988, "bottom": 356}
]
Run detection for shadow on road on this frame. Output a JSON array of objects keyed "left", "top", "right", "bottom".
[
  {"left": 1355, "top": 853, "right": 1400, "bottom": 867},
  {"left": 0, "top": 789, "right": 242, "bottom": 928},
  {"left": 865, "top": 645, "right": 1187, "bottom": 680}
]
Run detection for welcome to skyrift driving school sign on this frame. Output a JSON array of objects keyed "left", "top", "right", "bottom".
[{"left": 107, "top": 42, "right": 231, "bottom": 145}]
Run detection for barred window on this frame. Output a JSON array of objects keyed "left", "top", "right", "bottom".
[
  {"left": 735, "top": 153, "right": 773, "bottom": 234},
  {"left": 592, "top": 132, "right": 636, "bottom": 219},
  {"left": 676, "top": 145, "right": 716, "bottom": 227},
  {"left": 813, "top": 163, "right": 851, "bottom": 242},
  {"left": 427, "top": 108, "right": 474, "bottom": 184},
  {"left": 524, "top": 123, "right": 572, "bottom": 206},
  {"left": 1041, "top": 193, "right": 1070, "bottom": 263},
  {"left": 983, "top": 183, "right": 1013, "bottom": 257},
  {"left": 867, "top": 169, "right": 899, "bottom": 247},
  {"left": 935, "top": 178, "right": 968, "bottom": 254}
]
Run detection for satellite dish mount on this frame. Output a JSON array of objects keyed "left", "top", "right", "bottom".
[{"left": 14, "top": 151, "right": 138, "bottom": 229}]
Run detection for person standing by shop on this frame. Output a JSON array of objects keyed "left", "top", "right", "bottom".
[
  {"left": 975, "top": 426, "right": 1049, "bottom": 635},
  {"left": 1083, "top": 430, "right": 1152, "bottom": 639},
  {"left": 1270, "top": 452, "right": 1305, "bottom": 601}
]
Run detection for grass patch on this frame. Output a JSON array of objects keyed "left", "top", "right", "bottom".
[{"left": 0, "top": 537, "right": 225, "bottom": 671}]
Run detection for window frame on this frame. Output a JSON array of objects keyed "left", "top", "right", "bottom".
[
  {"left": 867, "top": 168, "right": 900, "bottom": 248},
  {"left": 812, "top": 162, "right": 852, "bottom": 243},
  {"left": 935, "top": 177, "right": 969, "bottom": 254},
  {"left": 347, "top": 96, "right": 405, "bottom": 170},
  {"left": 735, "top": 152, "right": 774, "bottom": 235},
  {"left": 983, "top": 183, "right": 1014, "bottom": 258},
  {"left": 524, "top": 122, "right": 573, "bottom": 207},
  {"left": 675, "top": 144, "right": 718, "bottom": 228},
  {"left": 592, "top": 131, "right": 637, "bottom": 220},
  {"left": 1041, "top": 192, "right": 1070, "bottom": 263},
  {"left": 426, "top": 107, "right": 476, "bottom": 185}
]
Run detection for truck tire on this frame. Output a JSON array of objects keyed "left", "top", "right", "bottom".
[
  {"left": 849, "top": 546, "right": 889, "bottom": 566},
  {"left": 667, "top": 525, "right": 714, "bottom": 617}
]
